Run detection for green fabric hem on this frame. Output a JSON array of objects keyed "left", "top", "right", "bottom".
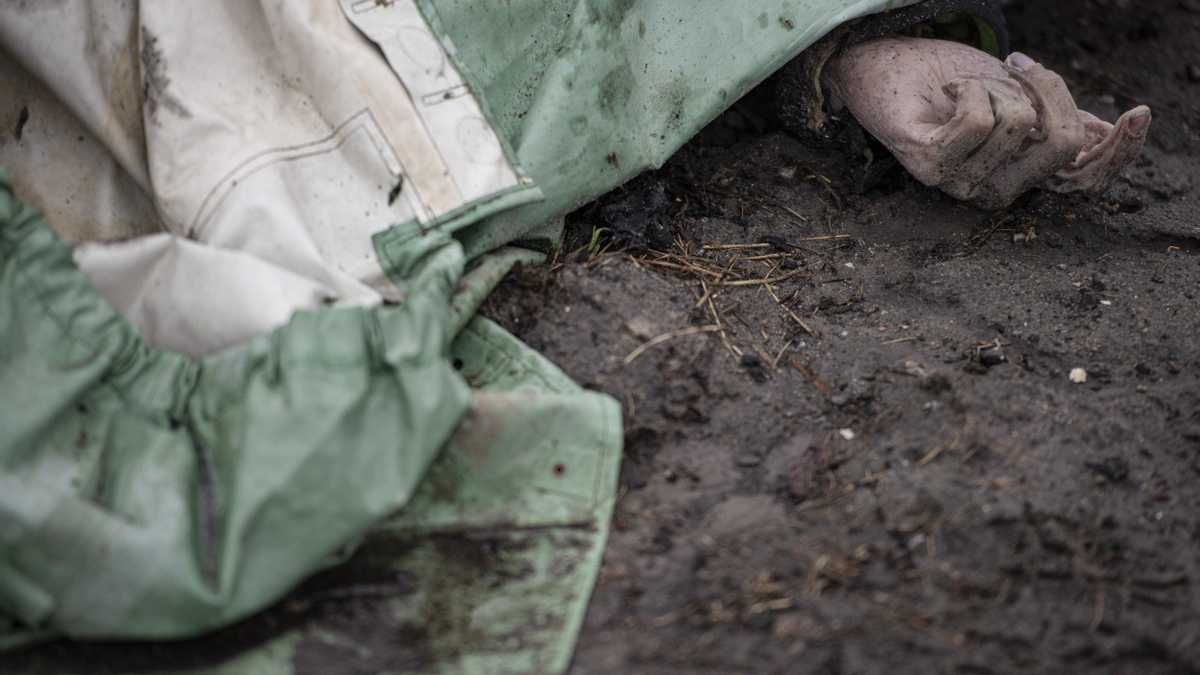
[
  {"left": 373, "top": 183, "right": 543, "bottom": 286},
  {"left": 0, "top": 169, "right": 197, "bottom": 424},
  {"left": 0, "top": 170, "right": 475, "bottom": 640},
  {"left": 449, "top": 246, "right": 545, "bottom": 336}
]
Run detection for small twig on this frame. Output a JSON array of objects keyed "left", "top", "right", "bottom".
[
  {"left": 753, "top": 344, "right": 778, "bottom": 373},
  {"left": 624, "top": 325, "right": 723, "bottom": 365},
  {"left": 747, "top": 597, "right": 794, "bottom": 615},
  {"left": 793, "top": 234, "right": 851, "bottom": 243},
  {"left": 729, "top": 307, "right": 753, "bottom": 332},
  {"left": 694, "top": 281, "right": 716, "bottom": 309},
  {"left": 771, "top": 340, "right": 793, "bottom": 370},
  {"left": 790, "top": 358, "right": 833, "bottom": 398},
  {"left": 704, "top": 235, "right": 849, "bottom": 252},
  {"left": 920, "top": 430, "right": 964, "bottom": 466},
  {"left": 1090, "top": 588, "right": 1106, "bottom": 633},
  {"left": 882, "top": 336, "right": 918, "bottom": 345},
  {"left": 960, "top": 215, "right": 1013, "bottom": 255},
  {"left": 718, "top": 268, "right": 804, "bottom": 288},
  {"left": 918, "top": 444, "right": 948, "bottom": 466},
  {"left": 805, "top": 174, "right": 843, "bottom": 211},
  {"left": 702, "top": 279, "right": 743, "bottom": 359},
  {"left": 779, "top": 204, "right": 810, "bottom": 223},
  {"left": 703, "top": 243, "right": 772, "bottom": 251},
  {"left": 718, "top": 253, "right": 743, "bottom": 281},
  {"left": 766, "top": 284, "right": 818, "bottom": 337},
  {"left": 792, "top": 489, "right": 853, "bottom": 513},
  {"left": 639, "top": 258, "right": 724, "bottom": 278},
  {"left": 650, "top": 611, "right": 681, "bottom": 627}
]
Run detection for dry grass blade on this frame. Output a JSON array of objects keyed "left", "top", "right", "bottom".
[
  {"left": 639, "top": 258, "right": 725, "bottom": 278},
  {"left": 770, "top": 340, "right": 793, "bottom": 369},
  {"left": 918, "top": 444, "right": 948, "bottom": 466},
  {"left": 796, "top": 234, "right": 851, "bottom": 242},
  {"left": 805, "top": 173, "right": 844, "bottom": 211},
  {"left": 779, "top": 204, "right": 809, "bottom": 223},
  {"left": 790, "top": 358, "right": 833, "bottom": 398},
  {"left": 765, "top": 284, "right": 817, "bottom": 337},
  {"left": 624, "top": 325, "right": 723, "bottom": 365},
  {"left": 703, "top": 235, "right": 850, "bottom": 252},
  {"left": 703, "top": 243, "right": 772, "bottom": 251},
  {"left": 753, "top": 344, "right": 778, "bottom": 373},
  {"left": 718, "top": 268, "right": 804, "bottom": 288},
  {"left": 701, "top": 279, "right": 743, "bottom": 359}
]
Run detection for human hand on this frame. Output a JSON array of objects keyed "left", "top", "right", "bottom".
[{"left": 824, "top": 37, "right": 1151, "bottom": 209}]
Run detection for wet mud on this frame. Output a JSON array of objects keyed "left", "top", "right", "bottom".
[{"left": 487, "top": 1, "right": 1200, "bottom": 672}]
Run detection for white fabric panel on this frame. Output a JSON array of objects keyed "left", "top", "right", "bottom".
[
  {"left": 0, "top": 44, "right": 161, "bottom": 243},
  {"left": 0, "top": 2, "right": 151, "bottom": 192},
  {"left": 75, "top": 236, "right": 335, "bottom": 357},
  {"left": 343, "top": 0, "right": 528, "bottom": 205},
  {"left": 0, "top": 0, "right": 525, "bottom": 356}
]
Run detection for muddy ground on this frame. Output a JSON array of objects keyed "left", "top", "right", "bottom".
[
  {"left": 5, "top": 0, "right": 1200, "bottom": 674},
  {"left": 488, "top": 1, "right": 1200, "bottom": 672}
]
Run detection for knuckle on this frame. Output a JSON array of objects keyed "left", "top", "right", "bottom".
[
  {"left": 994, "top": 98, "right": 1036, "bottom": 132},
  {"left": 1048, "top": 123, "right": 1086, "bottom": 156},
  {"left": 1013, "top": 104, "right": 1038, "bottom": 129},
  {"left": 961, "top": 109, "right": 995, "bottom": 136}
]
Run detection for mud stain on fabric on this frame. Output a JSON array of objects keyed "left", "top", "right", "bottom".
[
  {"left": 13, "top": 106, "right": 29, "bottom": 141},
  {"left": 140, "top": 28, "right": 192, "bottom": 121},
  {"left": 597, "top": 63, "right": 634, "bottom": 118}
]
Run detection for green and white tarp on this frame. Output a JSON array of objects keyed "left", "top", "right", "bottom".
[{"left": 0, "top": 0, "right": 917, "bottom": 672}]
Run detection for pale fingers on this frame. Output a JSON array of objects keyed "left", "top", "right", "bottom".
[
  {"left": 938, "top": 86, "right": 1037, "bottom": 203},
  {"left": 916, "top": 79, "right": 996, "bottom": 186},
  {"left": 1047, "top": 105, "right": 1152, "bottom": 194},
  {"left": 976, "top": 54, "right": 1087, "bottom": 207}
]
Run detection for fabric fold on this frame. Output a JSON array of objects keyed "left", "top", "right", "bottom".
[{"left": 0, "top": 173, "right": 472, "bottom": 638}]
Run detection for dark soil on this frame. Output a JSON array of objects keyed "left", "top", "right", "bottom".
[
  {"left": 484, "top": 1, "right": 1200, "bottom": 672},
  {"left": 4, "top": 1, "right": 1199, "bottom": 674}
]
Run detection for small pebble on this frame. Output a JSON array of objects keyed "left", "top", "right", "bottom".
[
  {"left": 1070, "top": 368, "right": 1089, "bottom": 384},
  {"left": 736, "top": 453, "right": 763, "bottom": 468},
  {"left": 839, "top": 428, "right": 857, "bottom": 441},
  {"left": 979, "top": 349, "right": 1007, "bottom": 368}
]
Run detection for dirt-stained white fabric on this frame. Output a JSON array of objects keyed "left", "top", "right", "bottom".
[{"left": 0, "top": 0, "right": 525, "bottom": 357}]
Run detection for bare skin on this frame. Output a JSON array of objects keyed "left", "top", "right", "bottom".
[{"left": 825, "top": 37, "right": 1152, "bottom": 209}]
